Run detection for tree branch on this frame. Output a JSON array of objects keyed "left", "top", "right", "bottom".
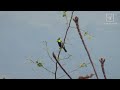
[
  {"left": 55, "top": 11, "right": 74, "bottom": 79},
  {"left": 53, "top": 52, "right": 72, "bottom": 79},
  {"left": 99, "top": 58, "right": 107, "bottom": 79},
  {"left": 44, "top": 41, "right": 55, "bottom": 63},
  {"left": 73, "top": 16, "right": 99, "bottom": 79},
  {"left": 57, "top": 67, "right": 80, "bottom": 79}
]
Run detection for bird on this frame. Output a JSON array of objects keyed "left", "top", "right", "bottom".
[{"left": 57, "top": 38, "right": 67, "bottom": 52}]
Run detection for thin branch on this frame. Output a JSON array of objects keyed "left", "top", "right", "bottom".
[
  {"left": 59, "top": 54, "right": 72, "bottom": 60},
  {"left": 58, "top": 62, "right": 90, "bottom": 79},
  {"left": 57, "top": 67, "right": 80, "bottom": 79},
  {"left": 55, "top": 62, "right": 57, "bottom": 79},
  {"left": 44, "top": 41, "right": 55, "bottom": 63},
  {"left": 99, "top": 58, "right": 107, "bottom": 79},
  {"left": 53, "top": 52, "right": 72, "bottom": 79},
  {"left": 42, "top": 66, "right": 55, "bottom": 75},
  {"left": 73, "top": 16, "right": 99, "bottom": 79},
  {"left": 70, "top": 26, "right": 94, "bottom": 39},
  {"left": 55, "top": 11, "right": 74, "bottom": 79},
  {"left": 29, "top": 59, "right": 55, "bottom": 76},
  {"left": 62, "top": 11, "right": 74, "bottom": 50}
]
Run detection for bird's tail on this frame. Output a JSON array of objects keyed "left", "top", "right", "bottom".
[{"left": 63, "top": 47, "right": 67, "bottom": 52}]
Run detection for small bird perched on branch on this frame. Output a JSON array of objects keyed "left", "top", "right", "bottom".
[{"left": 57, "top": 38, "right": 67, "bottom": 52}]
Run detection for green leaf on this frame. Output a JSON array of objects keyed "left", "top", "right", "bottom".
[
  {"left": 63, "top": 11, "right": 67, "bottom": 17},
  {"left": 84, "top": 32, "right": 88, "bottom": 36},
  {"left": 36, "top": 60, "right": 43, "bottom": 67},
  {"left": 88, "top": 36, "right": 92, "bottom": 40},
  {"left": 37, "top": 62, "right": 43, "bottom": 67},
  {"left": 80, "top": 63, "right": 87, "bottom": 68}
]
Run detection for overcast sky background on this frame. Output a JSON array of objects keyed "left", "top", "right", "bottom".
[{"left": 0, "top": 11, "right": 120, "bottom": 79}]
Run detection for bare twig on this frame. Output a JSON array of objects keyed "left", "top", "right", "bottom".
[
  {"left": 59, "top": 54, "right": 72, "bottom": 60},
  {"left": 53, "top": 52, "right": 72, "bottom": 79},
  {"left": 55, "top": 62, "right": 57, "bottom": 79},
  {"left": 57, "top": 67, "right": 80, "bottom": 79},
  {"left": 44, "top": 41, "right": 55, "bottom": 63},
  {"left": 58, "top": 62, "right": 90, "bottom": 79},
  {"left": 73, "top": 16, "right": 99, "bottom": 79},
  {"left": 55, "top": 11, "right": 74, "bottom": 79},
  {"left": 99, "top": 58, "right": 107, "bottom": 79},
  {"left": 29, "top": 59, "right": 55, "bottom": 76},
  {"left": 42, "top": 66, "right": 55, "bottom": 75}
]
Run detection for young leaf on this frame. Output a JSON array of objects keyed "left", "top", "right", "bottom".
[
  {"left": 63, "top": 11, "right": 67, "bottom": 17},
  {"left": 37, "top": 62, "right": 43, "bottom": 67},
  {"left": 80, "top": 63, "right": 87, "bottom": 68},
  {"left": 84, "top": 31, "right": 88, "bottom": 36},
  {"left": 36, "top": 60, "right": 43, "bottom": 67},
  {"left": 88, "top": 36, "right": 92, "bottom": 40}
]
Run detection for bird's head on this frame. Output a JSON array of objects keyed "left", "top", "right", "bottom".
[
  {"left": 57, "top": 37, "right": 61, "bottom": 42},
  {"left": 57, "top": 37, "right": 60, "bottom": 40}
]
